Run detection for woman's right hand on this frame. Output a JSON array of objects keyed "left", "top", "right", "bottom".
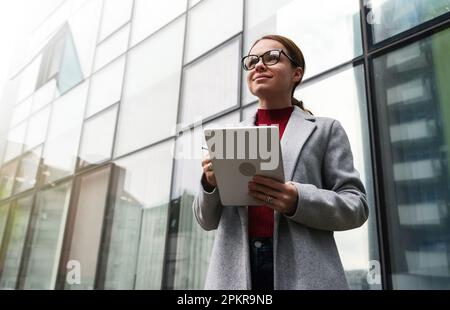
[{"left": 202, "top": 154, "right": 217, "bottom": 188}]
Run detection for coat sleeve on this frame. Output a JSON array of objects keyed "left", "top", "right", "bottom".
[
  {"left": 287, "top": 120, "right": 369, "bottom": 231},
  {"left": 192, "top": 173, "right": 224, "bottom": 231}
]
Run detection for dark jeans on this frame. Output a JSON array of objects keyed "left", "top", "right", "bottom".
[{"left": 249, "top": 237, "right": 274, "bottom": 290}]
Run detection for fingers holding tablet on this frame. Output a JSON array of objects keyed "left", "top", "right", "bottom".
[{"left": 202, "top": 155, "right": 217, "bottom": 187}]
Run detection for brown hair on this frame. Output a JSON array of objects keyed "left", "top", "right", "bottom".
[{"left": 249, "top": 35, "right": 312, "bottom": 115}]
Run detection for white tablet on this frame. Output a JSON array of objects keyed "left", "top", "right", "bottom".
[{"left": 204, "top": 126, "right": 285, "bottom": 206}]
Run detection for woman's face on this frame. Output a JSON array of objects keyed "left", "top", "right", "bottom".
[{"left": 246, "top": 39, "right": 302, "bottom": 100}]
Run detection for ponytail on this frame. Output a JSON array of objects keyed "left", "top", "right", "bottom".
[{"left": 291, "top": 97, "right": 313, "bottom": 115}]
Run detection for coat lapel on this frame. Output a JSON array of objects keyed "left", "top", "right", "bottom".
[{"left": 280, "top": 106, "right": 317, "bottom": 180}]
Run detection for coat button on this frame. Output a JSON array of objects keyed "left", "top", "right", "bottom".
[{"left": 254, "top": 240, "right": 262, "bottom": 248}]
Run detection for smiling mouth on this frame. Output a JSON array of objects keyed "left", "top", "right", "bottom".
[{"left": 253, "top": 76, "right": 271, "bottom": 81}]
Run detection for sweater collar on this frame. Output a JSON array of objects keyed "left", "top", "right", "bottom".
[{"left": 256, "top": 106, "right": 294, "bottom": 121}]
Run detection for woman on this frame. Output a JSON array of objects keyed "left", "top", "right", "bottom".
[{"left": 193, "top": 35, "right": 368, "bottom": 290}]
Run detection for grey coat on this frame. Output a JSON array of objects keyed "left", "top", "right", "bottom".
[{"left": 192, "top": 105, "right": 369, "bottom": 290}]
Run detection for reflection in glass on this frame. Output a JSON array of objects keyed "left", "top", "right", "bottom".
[
  {"left": 0, "top": 196, "right": 33, "bottom": 289},
  {"left": 373, "top": 28, "right": 450, "bottom": 289},
  {"left": 102, "top": 140, "right": 174, "bottom": 289},
  {"left": 42, "top": 81, "right": 88, "bottom": 184},
  {"left": 131, "top": 0, "right": 187, "bottom": 47},
  {"left": 180, "top": 38, "right": 240, "bottom": 127},
  {"left": 63, "top": 167, "right": 111, "bottom": 290},
  {"left": 99, "top": 0, "right": 133, "bottom": 42},
  {"left": 79, "top": 106, "right": 117, "bottom": 168},
  {"left": 13, "top": 146, "right": 42, "bottom": 194},
  {"left": 0, "top": 160, "right": 19, "bottom": 201},
  {"left": 296, "top": 65, "right": 380, "bottom": 289},
  {"left": 185, "top": 0, "right": 243, "bottom": 63},
  {"left": 22, "top": 182, "right": 72, "bottom": 289},
  {"left": 87, "top": 56, "right": 125, "bottom": 117},
  {"left": 368, "top": 0, "right": 450, "bottom": 43},
  {"left": 115, "top": 17, "right": 185, "bottom": 157},
  {"left": 166, "top": 112, "right": 239, "bottom": 289}
]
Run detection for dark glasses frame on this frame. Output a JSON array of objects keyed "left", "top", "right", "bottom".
[{"left": 241, "top": 49, "right": 300, "bottom": 71}]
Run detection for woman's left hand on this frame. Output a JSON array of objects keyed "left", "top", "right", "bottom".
[{"left": 248, "top": 175, "right": 298, "bottom": 216}]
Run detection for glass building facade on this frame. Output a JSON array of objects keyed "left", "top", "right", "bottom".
[{"left": 0, "top": 0, "right": 449, "bottom": 290}]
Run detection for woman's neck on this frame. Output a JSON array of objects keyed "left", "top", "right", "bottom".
[{"left": 257, "top": 95, "right": 292, "bottom": 110}]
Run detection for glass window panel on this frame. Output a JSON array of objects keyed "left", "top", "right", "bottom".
[
  {"left": 0, "top": 202, "right": 10, "bottom": 249},
  {"left": 115, "top": 16, "right": 185, "bottom": 157},
  {"left": 22, "top": 0, "right": 78, "bottom": 66},
  {"left": 87, "top": 56, "right": 125, "bottom": 117},
  {"left": 242, "top": 0, "right": 362, "bottom": 105},
  {"left": 56, "top": 30, "right": 83, "bottom": 95},
  {"left": 94, "top": 24, "right": 130, "bottom": 73},
  {"left": 189, "top": 0, "right": 202, "bottom": 8},
  {"left": 10, "top": 98, "right": 32, "bottom": 128},
  {"left": 3, "top": 122, "right": 27, "bottom": 163},
  {"left": 42, "top": 81, "right": 88, "bottom": 184},
  {"left": 131, "top": 0, "right": 187, "bottom": 47},
  {"left": 185, "top": 0, "right": 243, "bottom": 63},
  {"left": 79, "top": 106, "right": 117, "bottom": 168},
  {"left": 180, "top": 38, "right": 240, "bottom": 127},
  {"left": 0, "top": 196, "right": 33, "bottom": 289},
  {"left": 22, "top": 181, "right": 72, "bottom": 289},
  {"left": 166, "top": 112, "right": 239, "bottom": 289},
  {"left": 14, "top": 146, "right": 42, "bottom": 194},
  {"left": 24, "top": 106, "right": 51, "bottom": 151},
  {"left": 277, "top": 0, "right": 362, "bottom": 78},
  {"left": 67, "top": 0, "right": 103, "bottom": 78},
  {"left": 294, "top": 65, "right": 380, "bottom": 290},
  {"left": 63, "top": 167, "right": 111, "bottom": 290},
  {"left": 46, "top": 80, "right": 88, "bottom": 141},
  {"left": 373, "top": 28, "right": 450, "bottom": 289},
  {"left": 34, "top": 25, "right": 83, "bottom": 97},
  {"left": 0, "top": 133, "right": 6, "bottom": 161},
  {"left": 32, "top": 79, "right": 56, "bottom": 112},
  {"left": 36, "top": 27, "right": 67, "bottom": 92},
  {"left": 0, "top": 160, "right": 19, "bottom": 200},
  {"left": 368, "top": 0, "right": 450, "bottom": 43},
  {"left": 17, "top": 55, "right": 42, "bottom": 102},
  {"left": 99, "top": 0, "right": 133, "bottom": 42},
  {"left": 241, "top": 102, "right": 258, "bottom": 121},
  {"left": 42, "top": 133, "right": 79, "bottom": 184},
  {"left": 102, "top": 140, "right": 174, "bottom": 289}
]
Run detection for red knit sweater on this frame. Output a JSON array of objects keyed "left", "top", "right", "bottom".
[{"left": 248, "top": 106, "right": 294, "bottom": 238}]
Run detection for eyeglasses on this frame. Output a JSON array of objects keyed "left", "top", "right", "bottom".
[{"left": 241, "top": 49, "right": 300, "bottom": 71}]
